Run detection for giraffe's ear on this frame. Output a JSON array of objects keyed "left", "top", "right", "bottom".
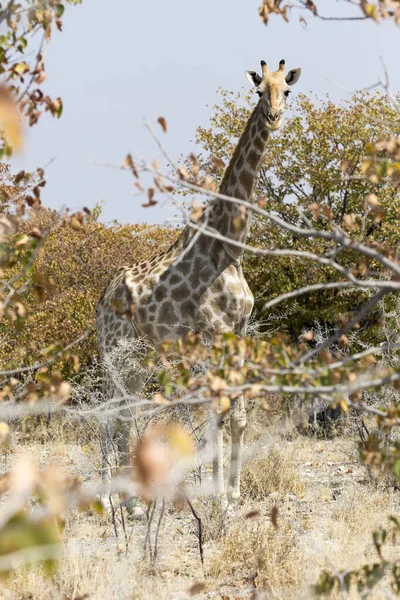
[
  {"left": 285, "top": 68, "right": 301, "bottom": 86},
  {"left": 245, "top": 70, "right": 262, "bottom": 88}
]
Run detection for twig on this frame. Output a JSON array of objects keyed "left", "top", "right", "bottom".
[
  {"left": 109, "top": 493, "right": 119, "bottom": 540},
  {"left": 144, "top": 500, "right": 157, "bottom": 563},
  {"left": 152, "top": 498, "right": 166, "bottom": 566},
  {"left": 184, "top": 492, "right": 204, "bottom": 565},
  {"left": 295, "top": 288, "right": 388, "bottom": 365}
]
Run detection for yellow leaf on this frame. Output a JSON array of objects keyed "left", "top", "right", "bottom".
[
  {"left": 363, "top": 3, "right": 377, "bottom": 18},
  {"left": 0, "top": 85, "right": 23, "bottom": 151},
  {"left": 15, "top": 234, "right": 29, "bottom": 246},
  {"left": 220, "top": 396, "right": 231, "bottom": 412},
  {"left": 0, "top": 422, "right": 10, "bottom": 447},
  {"left": 167, "top": 425, "right": 194, "bottom": 457},
  {"left": 14, "top": 62, "right": 29, "bottom": 75},
  {"left": 360, "top": 160, "right": 371, "bottom": 174}
]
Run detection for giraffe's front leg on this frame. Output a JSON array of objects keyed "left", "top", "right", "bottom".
[
  {"left": 116, "top": 408, "right": 133, "bottom": 472},
  {"left": 228, "top": 395, "right": 247, "bottom": 499}
]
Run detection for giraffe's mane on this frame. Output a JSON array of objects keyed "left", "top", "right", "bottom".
[{"left": 219, "top": 104, "right": 259, "bottom": 194}]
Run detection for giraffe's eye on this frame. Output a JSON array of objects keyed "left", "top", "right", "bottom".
[{"left": 284, "top": 90, "right": 291, "bottom": 98}]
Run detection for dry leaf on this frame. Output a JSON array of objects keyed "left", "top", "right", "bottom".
[
  {"left": 209, "top": 375, "right": 228, "bottom": 393},
  {"left": 70, "top": 217, "right": 82, "bottom": 231},
  {"left": 301, "top": 330, "right": 314, "bottom": 341},
  {"left": 158, "top": 117, "right": 167, "bottom": 132},
  {"left": 142, "top": 187, "right": 157, "bottom": 208},
  {"left": 123, "top": 153, "right": 139, "bottom": 178},
  {"left": 306, "top": 0, "right": 318, "bottom": 15},
  {"left": 210, "top": 156, "right": 225, "bottom": 172},
  {"left": 367, "top": 193, "right": 379, "bottom": 209},
  {"left": 177, "top": 166, "right": 189, "bottom": 180},
  {"left": 190, "top": 199, "right": 203, "bottom": 222},
  {"left": 57, "top": 381, "right": 71, "bottom": 402},
  {"left": 343, "top": 213, "right": 357, "bottom": 229},
  {"left": 308, "top": 202, "right": 320, "bottom": 220},
  {"left": 189, "top": 153, "right": 200, "bottom": 178},
  {"left": 270, "top": 505, "right": 279, "bottom": 529},
  {"left": 245, "top": 509, "right": 261, "bottom": 519},
  {"left": 321, "top": 204, "right": 333, "bottom": 220},
  {"left": 257, "top": 197, "right": 267, "bottom": 209},
  {"left": 152, "top": 393, "right": 168, "bottom": 405},
  {"left": 188, "top": 582, "right": 206, "bottom": 596}
]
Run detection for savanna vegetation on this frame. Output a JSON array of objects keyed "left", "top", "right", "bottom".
[{"left": 0, "top": 0, "right": 400, "bottom": 599}]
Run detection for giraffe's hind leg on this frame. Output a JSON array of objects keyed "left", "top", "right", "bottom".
[
  {"left": 228, "top": 395, "right": 247, "bottom": 499},
  {"left": 96, "top": 302, "right": 144, "bottom": 510}
]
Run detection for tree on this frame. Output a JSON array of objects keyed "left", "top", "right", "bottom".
[
  {"left": 194, "top": 90, "right": 400, "bottom": 344},
  {"left": 0, "top": 0, "right": 82, "bottom": 157},
  {"left": 258, "top": 0, "right": 400, "bottom": 25},
  {"left": 0, "top": 205, "right": 178, "bottom": 382}
]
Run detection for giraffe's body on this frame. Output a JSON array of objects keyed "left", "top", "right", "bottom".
[
  {"left": 98, "top": 229, "right": 253, "bottom": 346},
  {"left": 96, "top": 59, "right": 301, "bottom": 499}
]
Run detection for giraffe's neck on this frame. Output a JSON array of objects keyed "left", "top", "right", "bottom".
[{"left": 208, "top": 103, "right": 270, "bottom": 259}]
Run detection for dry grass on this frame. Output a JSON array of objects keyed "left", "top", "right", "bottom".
[
  {"left": 241, "top": 448, "right": 307, "bottom": 500},
  {"left": 211, "top": 518, "right": 304, "bottom": 594},
  {"left": 326, "top": 487, "right": 398, "bottom": 567},
  {"left": 1, "top": 415, "right": 400, "bottom": 600},
  {"left": 15, "top": 413, "right": 96, "bottom": 446},
  {"left": 194, "top": 495, "right": 229, "bottom": 542},
  {"left": 245, "top": 395, "right": 291, "bottom": 442}
]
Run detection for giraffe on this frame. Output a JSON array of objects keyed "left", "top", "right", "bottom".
[{"left": 96, "top": 59, "right": 301, "bottom": 501}]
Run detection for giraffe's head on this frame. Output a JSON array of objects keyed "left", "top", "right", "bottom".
[{"left": 245, "top": 59, "right": 301, "bottom": 131}]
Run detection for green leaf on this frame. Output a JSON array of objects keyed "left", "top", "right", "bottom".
[
  {"left": 391, "top": 459, "right": 400, "bottom": 481},
  {"left": 54, "top": 97, "right": 63, "bottom": 118},
  {"left": 55, "top": 4, "right": 65, "bottom": 18},
  {"left": 0, "top": 511, "right": 60, "bottom": 578}
]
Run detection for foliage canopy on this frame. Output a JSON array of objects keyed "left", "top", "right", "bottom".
[{"left": 195, "top": 90, "right": 400, "bottom": 342}]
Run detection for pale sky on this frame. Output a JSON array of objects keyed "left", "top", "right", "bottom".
[{"left": 11, "top": 0, "right": 400, "bottom": 225}]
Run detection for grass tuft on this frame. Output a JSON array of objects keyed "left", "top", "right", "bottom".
[{"left": 241, "top": 449, "right": 306, "bottom": 500}]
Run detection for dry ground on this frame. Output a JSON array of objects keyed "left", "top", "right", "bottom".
[{"left": 1, "top": 411, "right": 399, "bottom": 600}]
